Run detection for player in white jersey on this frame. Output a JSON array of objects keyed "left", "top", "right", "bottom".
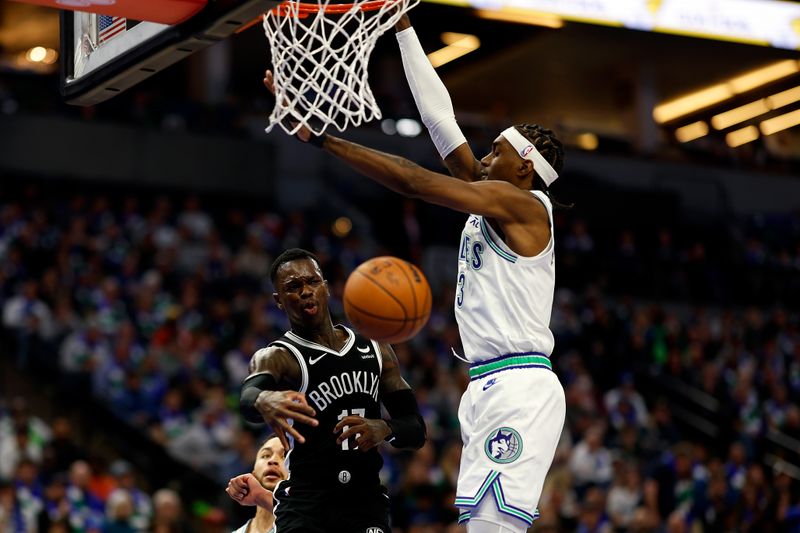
[
  {"left": 390, "top": 17, "right": 568, "bottom": 526},
  {"left": 227, "top": 435, "right": 288, "bottom": 533},
  {"left": 262, "top": 13, "right": 566, "bottom": 529}
]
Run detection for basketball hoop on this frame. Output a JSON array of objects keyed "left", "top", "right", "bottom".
[{"left": 263, "top": 0, "right": 419, "bottom": 135}]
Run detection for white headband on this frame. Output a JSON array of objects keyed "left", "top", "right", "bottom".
[{"left": 500, "top": 127, "right": 559, "bottom": 187}]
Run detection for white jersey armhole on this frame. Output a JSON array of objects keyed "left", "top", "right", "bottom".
[
  {"left": 479, "top": 199, "right": 554, "bottom": 262},
  {"left": 530, "top": 190, "right": 555, "bottom": 257}
]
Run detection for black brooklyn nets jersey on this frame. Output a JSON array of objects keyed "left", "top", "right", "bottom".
[{"left": 270, "top": 325, "right": 384, "bottom": 489}]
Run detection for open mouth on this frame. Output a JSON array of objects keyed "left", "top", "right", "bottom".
[
  {"left": 263, "top": 467, "right": 283, "bottom": 482},
  {"left": 302, "top": 302, "right": 318, "bottom": 316}
]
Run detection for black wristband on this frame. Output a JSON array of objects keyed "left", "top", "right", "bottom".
[
  {"left": 305, "top": 132, "right": 327, "bottom": 148},
  {"left": 240, "top": 373, "right": 278, "bottom": 424},
  {"left": 381, "top": 388, "right": 426, "bottom": 449},
  {"left": 281, "top": 117, "right": 327, "bottom": 148}
]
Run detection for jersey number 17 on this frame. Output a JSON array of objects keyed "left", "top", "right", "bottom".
[{"left": 337, "top": 408, "right": 366, "bottom": 450}]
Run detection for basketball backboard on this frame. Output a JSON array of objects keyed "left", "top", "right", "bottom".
[{"left": 60, "top": 0, "right": 280, "bottom": 106}]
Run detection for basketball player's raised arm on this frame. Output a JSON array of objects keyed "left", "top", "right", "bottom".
[
  {"left": 322, "top": 135, "right": 534, "bottom": 224},
  {"left": 394, "top": 15, "right": 481, "bottom": 183},
  {"left": 334, "top": 343, "right": 426, "bottom": 451},
  {"left": 262, "top": 70, "right": 532, "bottom": 224},
  {"left": 240, "top": 346, "right": 318, "bottom": 451},
  {"left": 226, "top": 473, "right": 273, "bottom": 509}
]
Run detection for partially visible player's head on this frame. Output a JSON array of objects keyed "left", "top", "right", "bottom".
[
  {"left": 482, "top": 124, "right": 563, "bottom": 191},
  {"left": 252, "top": 435, "right": 288, "bottom": 491},
  {"left": 152, "top": 488, "right": 183, "bottom": 526},
  {"left": 270, "top": 248, "right": 331, "bottom": 328},
  {"left": 515, "top": 124, "right": 564, "bottom": 187},
  {"left": 270, "top": 248, "right": 322, "bottom": 286}
]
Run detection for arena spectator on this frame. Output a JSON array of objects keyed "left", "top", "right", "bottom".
[
  {"left": 151, "top": 488, "right": 189, "bottom": 533},
  {"left": 1, "top": 183, "right": 800, "bottom": 531}
]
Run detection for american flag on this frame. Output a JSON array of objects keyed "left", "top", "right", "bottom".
[{"left": 97, "top": 15, "right": 126, "bottom": 44}]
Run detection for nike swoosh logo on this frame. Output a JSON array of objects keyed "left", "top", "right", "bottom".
[
  {"left": 357, "top": 345, "right": 370, "bottom": 353},
  {"left": 483, "top": 378, "right": 498, "bottom": 391},
  {"left": 309, "top": 353, "right": 326, "bottom": 365}
]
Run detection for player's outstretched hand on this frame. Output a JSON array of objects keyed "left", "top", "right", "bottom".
[
  {"left": 226, "top": 474, "right": 250, "bottom": 503},
  {"left": 262, "top": 69, "right": 314, "bottom": 143},
  {"left": 255, "top": 390, "right": 318, "bottom": 451},
  {"left": 334, "top": 415, "right": 392, "bottom": 452},
  {"left": 226, "top": 473, "right": 274, "bottom": 509}
]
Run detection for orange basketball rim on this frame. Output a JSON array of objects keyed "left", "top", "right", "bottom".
[{"left": 270, "top": 0, "right": 398, "bottom": 18}]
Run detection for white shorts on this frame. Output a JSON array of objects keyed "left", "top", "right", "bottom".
[{"left": 454, "top": 354, "right": 566, "bottom": 528}]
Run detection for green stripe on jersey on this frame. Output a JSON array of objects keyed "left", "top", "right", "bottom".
[{"left": 469, "top": 355, "right": 552, "bottom": 379}]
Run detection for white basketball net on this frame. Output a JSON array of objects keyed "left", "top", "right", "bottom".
[{"left": 263, "top": 0, "right": 418, "bottom": 135}]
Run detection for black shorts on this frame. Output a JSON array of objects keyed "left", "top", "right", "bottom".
[{"left": 274, "top": 482, "right": 391, "bottom": 533}]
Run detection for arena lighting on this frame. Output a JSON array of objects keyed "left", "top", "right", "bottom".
[
  {"left": 18, "top": 46, "right": 59, "bottom": 70},
  {"left": 711, "top": 100, "right": 770, "bottom": 130},
  {"left": 396, "top": 118, "right": 423, "bottom": 137},
  {"left": 41, "top": 48, "right": 58, "bottom": 65},
  {"left": 767, "top": 86, "right": 800, "bottom": 109},
  {"left": 725, "top": 125, "right": 760, "bottom": 148},
  {"left": 474, "top": 8, "right": 564, "bottom": 29},
  {"left": 427, "top": 33, "right": 480, "bottom": 68},
  {"left": 380, "top": 119, "right": 397, "bottom": 135},
  {"left": 675, "top": 121, "right": 709, "bottom": 143},
  {"left": 760, "top": 108, "right": 800, "bottom": 136},
  {"left": 428, "top": 0, "right": 800, "bottom": 50},
  {"left": 653, "top": 60, "right": 800, "bottom": 124},
  {"left": 654, "top": 86, "right": 732, "bottom": 124},
  {"left": 728, "top": 60, "right": 799, "bottom": 93},
  {"left": 332, "top": 217, "right": 353, "bottom": 238},
  {"left": 711, "top": 85, "right": 800, "bottom": 130},
  {"left": 26, "top": 47, "right": 47, "bottom": 63},
  {"left": 576, "top": 133, "right": 599, "bottom": 150}
]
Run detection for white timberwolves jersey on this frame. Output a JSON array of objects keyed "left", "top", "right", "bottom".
[{"left": 454, "top": 190, "right": 555, "bottom": 363}]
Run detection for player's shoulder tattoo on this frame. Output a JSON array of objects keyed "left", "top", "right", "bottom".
[
  {"left": 378, "top": 343, "right": 399, "bottom": 369},
  {"left": 248, "top": 345, "right": 290, "bottom": 374},
  {"left": 378, "top": 343, "right": 411, "bottom": 392},
  {"left": 248, "top": 344, "right": 303, "bottom": 388}
]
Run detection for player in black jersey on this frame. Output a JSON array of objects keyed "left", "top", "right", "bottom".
[{"left": 239, "top": 248, "right": 427, "bottom": 533}]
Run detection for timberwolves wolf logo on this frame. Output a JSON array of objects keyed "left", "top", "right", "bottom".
[{"left": 484, "top": 427, "right": 522, "bottom": 464}]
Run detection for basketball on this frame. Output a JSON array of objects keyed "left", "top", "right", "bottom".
[{"left": 343, "top": 256, "right": 432, "bottom": 344}]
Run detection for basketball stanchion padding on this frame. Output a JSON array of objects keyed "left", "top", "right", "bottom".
[
  {"left": 11, "top": 0, "right": 207, "bottom": 25},
  {"left": 263, "top": 0, "right": 419, "bottom": 135}
]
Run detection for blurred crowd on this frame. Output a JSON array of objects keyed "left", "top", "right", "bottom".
[
  {"left": 1, "top": 182, "right": 800, "bottom": 533},
  {"left": 0, "top": 398, "right": 191, "bottom": 533},
  {"left": 555, "top": 212, "right": 800, "bottom": 308}
]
